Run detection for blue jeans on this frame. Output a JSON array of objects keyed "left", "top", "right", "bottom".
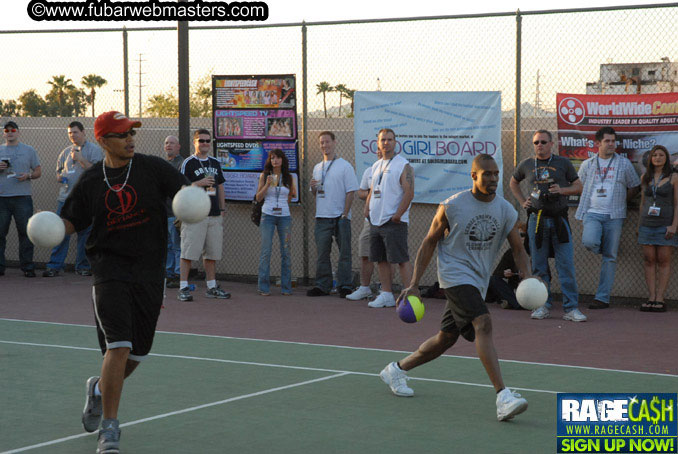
[
  {"left": 46, "top": 201, "right": 91, "bottom": 271},
  {"left": 166, "top": 216, "right": 181, "bottom": 277},
  {"left": 581, "top": 212, "right": 624, "bottom": 304},
  {"left": 0, "top": 195, "right": 34, "bottom": 272},
  {"left": 314, "top": 217, "right": 352, "bottom": 292},
  {"left": 258, "top": 214, "right": 292, "bottom": 294},
  {"left": 528, "top": 215, "right": 579, "bottom": 311}
]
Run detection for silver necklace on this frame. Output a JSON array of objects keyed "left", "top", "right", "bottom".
[{"left": 103, "top": 158, "right": 133, "bottom": 192}]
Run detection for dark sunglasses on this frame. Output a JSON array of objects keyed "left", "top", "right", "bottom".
[
  {"left": 198, "top": 139, "right": 211, "bottom": 144},
  {"left": 104, "top": 130, "right": 137, "bottom": 139},
  {"left": 4, "top": 128, "right": 17, "bottom": 133},
  {"left": 533, "top": 140, "right": 549, "bottom": 145}
]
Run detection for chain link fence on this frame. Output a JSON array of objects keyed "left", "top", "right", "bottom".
[{"left": 1, "top": 4, "right": 677, "bottom": 300}]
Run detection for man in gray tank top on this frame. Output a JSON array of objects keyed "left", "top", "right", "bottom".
[{"left": 378, "top": 154, "right": 534, "bottom": 422}]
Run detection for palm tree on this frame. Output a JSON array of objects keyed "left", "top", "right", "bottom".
[
  {"left": 81, "top": 74, "right": 108, "bottom": 117},
  {"left": 316, "top": 81, "right": 332, "bottom": 118},
  {"left": 334, "top": 84, "right": 347, "bottom": 117},
  {"left": 342, "top": 88, "right": 356, "bottom": 115},
  {"left": 48, "top": 75, "right": 75, "bottom": 116}
]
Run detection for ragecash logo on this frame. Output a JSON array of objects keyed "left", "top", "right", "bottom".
[
  {"left": 557, "top": 393, "right": 677, "bottom": 453},
  {"left": 559, "top": 97, "right": 586, "bottom": 125}
]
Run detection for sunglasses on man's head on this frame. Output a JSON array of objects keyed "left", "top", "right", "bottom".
[
  {"left": 533, "top": 140, "right": 549, "bottom": 145},
  {"left": 198, "top": 139, "right": 211, "bottom": 144},
  {"left": 4, "top": 128, "right": 17, "bottom": 133},
  {"left": 104, "top": 130, "right": 137, "bottom": 139}
]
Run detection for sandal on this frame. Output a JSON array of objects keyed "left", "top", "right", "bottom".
[
  {"left": 640, "top": 301, "right": 654, "bottom": 312},
  {"left": 651, "top": 301, "right": 667, "bottom": 313}
]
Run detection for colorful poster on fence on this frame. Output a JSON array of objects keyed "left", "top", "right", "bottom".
[
  {"left": 354, "top": 91, "right": 502, "bottom": 205},
  {"left": 556, "top": 92, "right": 678, "bottom": 166},
  {"left": 212, "top": 74, "right": 299, "bottom": 202}
]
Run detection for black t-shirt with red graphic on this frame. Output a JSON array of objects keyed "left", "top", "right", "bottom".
[{"left": 61, "top": 153, "right": 189, "bottom": 284}]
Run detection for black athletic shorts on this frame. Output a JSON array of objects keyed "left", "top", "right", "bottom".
[
  {"left": 440, "top": 285, "right": 490, "bottom": 342},
  {"left": 92, "top": 280, "right": 164, "bottom": 361}
]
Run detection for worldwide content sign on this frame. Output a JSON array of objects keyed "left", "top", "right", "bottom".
[
  {"left": 557, "top": 393, "right": 677, "bottom": 453},
  {"left": 556, "top": 92, "right": 678, "bottom": 165},
  {"left": 354, "top": 91, "right": 502, "bottom": 205}
]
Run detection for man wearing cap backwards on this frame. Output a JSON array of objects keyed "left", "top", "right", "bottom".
[
  {"left": 0, "top": 120, "right": 42, "bottom": 277},
  {"left": 58, "top": 111, "right": 188, "bottom": 454}
]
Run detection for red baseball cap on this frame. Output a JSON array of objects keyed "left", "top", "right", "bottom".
[{"left": 94, "top": 111, "right": 141, "bottom": 140}]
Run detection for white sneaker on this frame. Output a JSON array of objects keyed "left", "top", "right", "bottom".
[
  {"left": 379, "top": 362, "right": 414, "bottom": 397},
  {"left": 563, "top": 308, "right": 587, "bottom": 322},
  {"left": 496, "top": 388, "right": 528, "bottom": 421},
  {"left": 346, "top": 286, "right": 373, "bottom": 301},
  {"left": 531, "top": 306, "right": 550, "bottom": 319},
  {"left": 368, "top": 292, "right": 396, "bottom": 308}
]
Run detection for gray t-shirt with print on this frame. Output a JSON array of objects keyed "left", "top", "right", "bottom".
[
  {"left": 437, "top": 190, "right": 518, "bottom": 298},
  {"left": 512, "top": 154, "right": 578, "bottom": 213}
]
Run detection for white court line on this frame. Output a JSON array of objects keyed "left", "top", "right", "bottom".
[
  {"left": 2, "top": 317, "right": 678, "bottom": 378},
  {"left": 0, "top": 340, "right": 558, "bottom": 394},
  {"left": 0, "top": 372, "right": 349, "bottom": 454}
]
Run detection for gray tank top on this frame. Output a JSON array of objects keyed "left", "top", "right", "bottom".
[
  {"left": 641, "top": 178, "right": 674, "bottom": 228},
  {"left": 437, "top": 190, "right": 518, "bottom": 298}
]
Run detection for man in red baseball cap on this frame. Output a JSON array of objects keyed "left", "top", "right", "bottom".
[{"left": 58, "top": 111, "right": 188, "bottom": 454}]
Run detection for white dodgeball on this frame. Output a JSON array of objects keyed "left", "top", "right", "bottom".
[
  {"left": 27, "top": 211, "right": 66, "bottom": 248},
  {"left": 172, "top": 186, "right": 211, "bottom": 224},
  {"left": 516, "top": 277, "right": 548, "bottom": 310}
]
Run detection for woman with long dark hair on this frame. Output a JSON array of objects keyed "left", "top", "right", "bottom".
[
  {"left": 255, "top": 149, "right": 296, "bottom": 295},
  {"left": 638, "top": 145, "right": 678, "bottom": 312}
]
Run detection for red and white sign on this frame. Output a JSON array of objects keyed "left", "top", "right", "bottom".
[{"left": 556, "top": 92, "right": 678, "bottom": 163}]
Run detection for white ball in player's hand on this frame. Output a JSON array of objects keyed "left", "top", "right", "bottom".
[
  {"left": 172, "top": 186, "right": 211, "bottom": 224},
  {"left": 27, "top": 211, "right": 65, "bottom": 248},
  {"left": 516, "top": 277, "right": 548, "bottom": 310}
]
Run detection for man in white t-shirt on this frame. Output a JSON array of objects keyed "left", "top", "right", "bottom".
[
  {"left": 363, "top": 128, "right": 414, "bottom": 308},
  {"left": 307, "top": 131, "right": 359, "bottom": 298},
  {"left": 575, "top": 126, "right": 640, "bottom": 310}
]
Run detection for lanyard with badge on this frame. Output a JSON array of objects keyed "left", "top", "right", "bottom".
[
  {"left": 648, "top": 174, "right": 664, "bottom": 216},
  {"left": 595, "top": 154, "right": 615, "bottom": 198},
  {"left": 198, "top": 158, "right": 217, "bottom": 196},
  {"left": 272, "top": 174, "right": 283, "bottom": 214},
  {"left": 530, "top": 156, "right": 553, "bottom": 201},
  {"left": 373, "top": 158, "right": 393, "bottom": 199},
  {"left": 317, "top": 157, "right": 335, "bottom": 199}
]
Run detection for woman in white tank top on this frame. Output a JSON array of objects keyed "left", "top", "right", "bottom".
[{"left": 255, "top": 149, "right": 297, "bottom": 296}]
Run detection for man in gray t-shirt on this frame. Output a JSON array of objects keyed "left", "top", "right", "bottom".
[
  {"left": 377, "top": 154, "right": 534, "bottom": 422},
  {"left": 44, "top": 121, "right": 103, "bottom": 277},
  {"left": 0, "top": 121, "right": 42, "bottom": 277}
]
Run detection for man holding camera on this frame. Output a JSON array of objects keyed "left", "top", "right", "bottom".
[
  {"left": 510, "top": 130, "right": 586, "bottom": 322},
  {"left": 43, "top": 121, "right": 103, "bottom": 277}
]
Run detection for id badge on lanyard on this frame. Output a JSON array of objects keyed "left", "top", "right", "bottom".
[{"left": 206, "top": 186, "right": 216, "bottom": 196}]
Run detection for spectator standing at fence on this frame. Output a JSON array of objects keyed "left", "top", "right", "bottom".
[
  {"left": 378, "top": 154, "right": 531, "bottom": 421},
  {"left": 306, "top": 131, "right": 358, "bottom": 298},
  {"left": 509, "top": 129, "right": 586, "bottom": 322},
  {"left": 177, "top": 129, "right": 230, "bottom": 301},
  {"left": 256, "top": 148, "right": 296, "bottom": 296},
  {"left": 0, "top": 121, "right": 41, "bottom": 277},
  {"left": 363, "top": 128, "right": 414, "bottom": 308},
  {"left": 347, "top": 148, "right": 384, "bottom": 301},
  {"left": 43, "top": 121, "right": 103, "bottom": 278},
  {"left": 575, "top": 126, "right": 640, "bottom": 310},
  {"left": 163, "top": 135, "right": 184, "bottom": 288},
  {"left": 637, "top": 145, "right": 678, "bottom": 313},
  {"left": 60, "top": 111, "right": 188, "bottom": 454}
]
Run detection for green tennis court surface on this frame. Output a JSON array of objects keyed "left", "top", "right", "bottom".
[{"left": 2, "top": 319, "right": 677, "bottom": 454}]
